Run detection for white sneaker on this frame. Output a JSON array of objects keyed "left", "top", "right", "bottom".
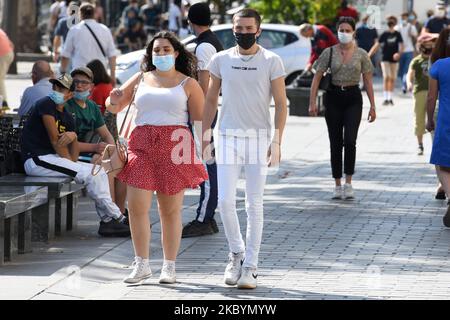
[
  {"left": 237, "top": 267, "right": 258, "bottom": 289},
  {"left": 224, "top": 252, "right": 244, "bottom": 285},
  {"left": 332, "top": 186, "right": 343, "bottom": 200},
  {"left": 159, "top": 262, "right": 176, "bottom": 284},
  {"left": 123, "top": 257, "right": 152, "bottom": 284},
  {"left": 343, "top": 183, "right": 354, "bottom": 200}
]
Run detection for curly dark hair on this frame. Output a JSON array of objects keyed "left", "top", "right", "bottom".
[
  {"left": 141, "top": 31, "right": 197, "bottom": 79},
  {"left": 431, "top": 27, "right": 450, "bottom": 64}
]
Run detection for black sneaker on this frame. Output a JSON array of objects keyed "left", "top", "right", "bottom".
[
  {"left": 209, "top": 218, "right": 219, "bottom": 233},
  {"left": 443, "top": 205, "right": 450, "bottom": 228},
  {"left": 382, "top": 100, "right": 390, "bottom": 106},
  {"left": 389, "top": 100, "right": 394, "bottom": 105},
  {"left": 182, "top": 220, "right": 214, "bottom": 238},
  {"left": 98, "top": 219, "right": 131, "bottom": 237}
]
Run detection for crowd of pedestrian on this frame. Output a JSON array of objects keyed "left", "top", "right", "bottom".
[{"left": 3, "top": 0, "right": 450, "bottom": 292}]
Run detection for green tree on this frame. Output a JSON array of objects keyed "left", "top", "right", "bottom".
[{"left": 249, "top": 0, "right": 340, "bottom": 26}]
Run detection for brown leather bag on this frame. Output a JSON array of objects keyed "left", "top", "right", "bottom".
[{"left": 92, "top": 73, "right": 143, "bottom": 177}]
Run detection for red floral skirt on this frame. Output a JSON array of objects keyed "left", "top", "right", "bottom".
[{"left": 117, "top": 125, "right": 208, "bottom": 195}]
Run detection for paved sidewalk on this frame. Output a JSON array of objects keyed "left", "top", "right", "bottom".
[{"left": 1, "top": 82, "right": 450, "bottom": 300}]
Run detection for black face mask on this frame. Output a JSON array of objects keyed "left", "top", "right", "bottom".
[
  {"left": 234, "top": 32, "right": 257, "bottom": 50},
  {"left": 387, "top": 22, "right": 396, "bottom": 28}
]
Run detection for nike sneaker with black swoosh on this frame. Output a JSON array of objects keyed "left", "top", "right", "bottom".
[{"left": 237, "top": 267, "right": 258, "bottom": 289}]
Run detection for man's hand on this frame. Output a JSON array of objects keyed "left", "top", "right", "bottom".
[
  {"left": 426, "top": 118, "right": 435, "bottom": 132},
  {"left": 95, "top": 142, "right": 108, "bottom": 155},
  {"left": 57, "top": 132, "right": 77, "bottom": 147},
  {"left": 368, "top": 107, "right": 377, "bottom": 123},
  {"left": 202, "top": 139, "right": 214, "bottom": 164},
  {"left": 407, "top": 82, "right": 413, "bottom": 92},
  {"left": 267, "top": 142, "right": 281, "bottom": 168},
  {"left": 53, "top": 51, "right": 59, "bottom": 63}
]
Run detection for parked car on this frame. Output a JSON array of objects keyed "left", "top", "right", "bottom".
[{"left": 115, "top": 23, "right": 310, "bottom": 85}]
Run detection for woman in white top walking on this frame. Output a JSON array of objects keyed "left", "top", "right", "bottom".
[{"left": 106, "top": 32, "right": 207, "bottom": 285}]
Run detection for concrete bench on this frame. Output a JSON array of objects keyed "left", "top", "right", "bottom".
[
  {"left": 0, "top": 185, "right": 48, "bottom": 265},
  {"left": 0, "top": 175, "right": 84, "bottom": 242}
]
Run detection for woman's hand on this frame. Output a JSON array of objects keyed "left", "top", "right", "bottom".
[
  {"left": 393, "top": 53, "right": 401, "bottom": 62},
  {"left": 368, "top": 107, "right": 376, "bottom": 123},
  {"left": 309, "top": 102, "right": 318, "bottom": 117},
  {"left": 109, "top": 88, "right": 123, "bottom": 106}
]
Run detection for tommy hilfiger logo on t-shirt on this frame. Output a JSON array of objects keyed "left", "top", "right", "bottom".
[{"left": 232, "top": 66, "right": 258, "bottom": 71}]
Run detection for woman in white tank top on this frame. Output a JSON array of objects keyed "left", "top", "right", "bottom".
[{"left": 106, "top": 32, "right": 207, "bottom": 285}]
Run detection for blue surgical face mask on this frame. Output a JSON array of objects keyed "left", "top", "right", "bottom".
[
  {"left": 48, "top": 90, "right": 66, "bottom": 105},
  {"left": 152, "top": 54, "right": 175, "bottom": 72},
  {"left": 74, "top": 90, "right": 90, "bottom": 101}
]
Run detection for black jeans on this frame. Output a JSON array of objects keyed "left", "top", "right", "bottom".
[{"left": 324, "top": 86, "right": 363, "bottom": 179}]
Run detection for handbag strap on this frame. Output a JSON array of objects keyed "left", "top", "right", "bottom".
[
  {"left": 84, "top": 23, "right": 107, "bottom": 58},
  {"left": 327, "top": 46, "right": 333, "bottom": 70},
  {"left": 118, "top": 72, "right": 144, "bottom": 137},
  {"left": 91, "top": 144, "right": 116, "bottom": 176},
  {"left": 326, "top": 46, "right": 346, "bottom": 82}
]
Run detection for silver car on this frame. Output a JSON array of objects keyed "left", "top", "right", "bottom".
[{"left": 115, "top": 23, "right": 311, "bottom": 85}]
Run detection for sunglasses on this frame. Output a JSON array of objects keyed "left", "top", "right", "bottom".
[{"left": 73, "top": 79, "right": 92, "bottom": 85}]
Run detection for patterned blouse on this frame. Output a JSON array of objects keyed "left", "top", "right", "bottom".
[{"left": 313, "top": 44, "right": 373, "bottom": 87}]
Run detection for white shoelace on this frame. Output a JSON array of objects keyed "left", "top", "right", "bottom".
[
  {"left": 129, "top": 258, "right": 149, "bottom": 277},
  {"left": 162, "top": 263, "right": 175, "bottom": 276}
]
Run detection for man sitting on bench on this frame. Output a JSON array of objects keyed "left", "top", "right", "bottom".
[
  {"left": 20, "top": 73, "right": 130, "bottom": 237},
  {"left": 64, "top": 67, "right": 127, "bottom": 217}
]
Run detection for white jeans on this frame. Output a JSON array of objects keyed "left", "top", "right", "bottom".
[
  {"left": 217, "top": 135, "right": 269, "bottom": 269},
  {"left": 24, "top": 154, "right": 122, "bottom": 221}
]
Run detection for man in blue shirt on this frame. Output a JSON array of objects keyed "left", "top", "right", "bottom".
[
  {"left": 18, "top": 61, "right": 54, "bottom": 117},
  {"left": 356, "top": 15, "right": 379, "bottom": 75},
  {"left": 422, "top": 3, "right": 450, "bottom": 35}
]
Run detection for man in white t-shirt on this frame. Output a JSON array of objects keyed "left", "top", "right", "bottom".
[
  {"left": 182, "top": 2, "right": 223, "bottom": 238},
  {"left": 202, "top": 8, "right": 287, "bottom": 289},
  {"left": 61, "top": 3, "right": 117, "bottom": 84},
  {"left": 396, "top": 12, "right": 418, "bottom": 93},
  {"left": 168, "top": 0, "right": 182, "bottom": 34}
]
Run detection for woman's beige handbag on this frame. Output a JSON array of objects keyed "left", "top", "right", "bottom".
[{"left": 92, "top": 73, "right": 143, "bottom": 177}]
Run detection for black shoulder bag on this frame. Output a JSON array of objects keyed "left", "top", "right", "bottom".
[
  {"left": 318, "top": 47, "right": 333, "bottom": 91},
  {"left": 84, "top": 23, "right": 107, "bottom": 58}
]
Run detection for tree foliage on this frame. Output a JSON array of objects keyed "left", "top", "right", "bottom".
[{"left": 248, "top": 0, "right": 341, "bottom": 26}]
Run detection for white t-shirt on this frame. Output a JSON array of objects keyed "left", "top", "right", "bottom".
[
  {"left": 196, "top": 42, "right": 217, "bottom": 71},
  {"left": 62, "top": 19, "right": 118, "bottom": 71},
  {"left": 168, "top": 4, "right": 182, "bottom": 31},
  {"left": 395, "top": 23, "right": 417, "bottom": 53},
  {"left": 208, "top": 46, "right": 286, "bottom": 138}
]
